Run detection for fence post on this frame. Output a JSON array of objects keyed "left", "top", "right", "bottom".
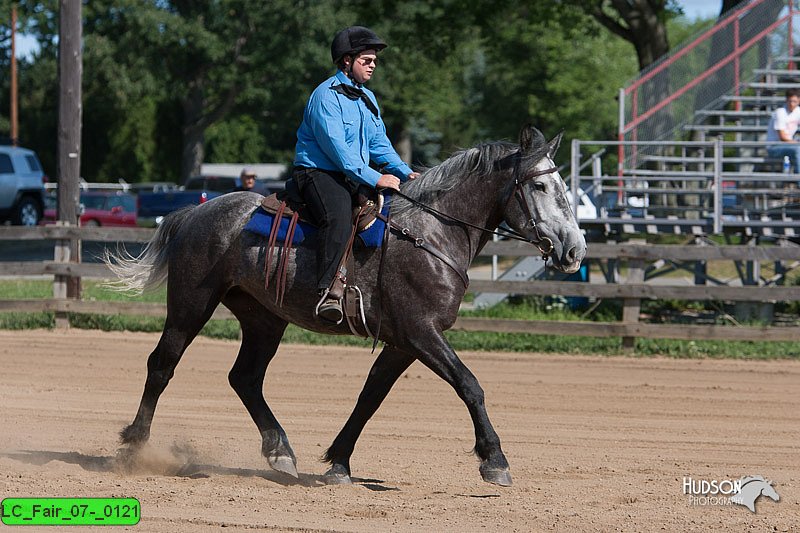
[
  {"left": 571, "top": 139, "right": 581, "bottom": 218},
  {"left": 618, "top": 88, "right": 625, "bottom": 204},
  {"left": 714, "top": 137, "right": 723, "bottom": 234},
  {"left": 694, "top": 237, "right": 708, "bottom": 286},
  {"left": 622, "top": 257, "right": 645, "bottom": 351},
  {"left": 53, "top": 222, "right": 70, "bottom": 329},
  {"left": 789, "top": 0, "right": 795, "bottom": 69}
]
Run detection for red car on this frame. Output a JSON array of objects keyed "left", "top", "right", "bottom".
[{"left": 43, "top": 191, "right": 138, "bottom": 227}]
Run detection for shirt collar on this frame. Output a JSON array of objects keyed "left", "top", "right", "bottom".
[{"left": 335, "top": 70, "right": 361, "bottom": 88}]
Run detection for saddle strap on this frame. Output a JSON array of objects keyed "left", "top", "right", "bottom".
[
  {"left": 264, "top": 201, "right": 287, "bottom": 292},
  {"left": 330, "top": 204, "right": 368, "bottom": 301},
  {"left": 276, "top": 211, "right": 299, "bottom": 306}
]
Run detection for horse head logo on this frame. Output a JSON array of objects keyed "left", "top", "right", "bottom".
[{"left": 729, "top": 476, "right": 780, "bottom": 513}]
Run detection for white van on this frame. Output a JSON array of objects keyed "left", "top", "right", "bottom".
[{"left": 0, "top": 145, "right": 46, "bottom": 226}]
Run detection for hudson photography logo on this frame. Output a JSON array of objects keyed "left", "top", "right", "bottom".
[{"left": 683, "top": 475, "right": 780, "bottom": 513}]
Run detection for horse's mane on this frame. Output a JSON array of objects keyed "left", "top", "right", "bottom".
[
  {"left": 392, "top": 139, "right": 549, "bottom": 216},
  {"left": 739, "top": 476, "right": 768, "bottom": 486}
]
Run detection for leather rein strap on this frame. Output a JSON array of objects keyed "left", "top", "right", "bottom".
[
  {"left": 392, "top": 165, "right": 557, "bottom": 260},
  {"left": 376, "top": 213, "right": 469, "bottom": 287}
]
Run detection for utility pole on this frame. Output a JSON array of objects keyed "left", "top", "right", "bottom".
[
  {"left": 55, "top": 0, "right": 82, "bottom": 306},
  {"left": 10, "top": 4, "right": 18, "bottom": 146}
]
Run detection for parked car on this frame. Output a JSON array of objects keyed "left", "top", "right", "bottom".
[
  {"left": 136, "top": 176, "right": 229, "bottom": 221},
  {"left": 136, "top": 175, "right": 285, "bottom": 222},
  {"left": 43, "top": 191, "right": 138, "bottom": 227},
  {"left": 0, "top": 145, "right": 46, "bottom": 226},
  {"left": 127, "top": 181, "right": 178, "bottom": 194}
]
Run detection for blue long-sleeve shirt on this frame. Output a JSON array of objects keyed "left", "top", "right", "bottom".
[{"left": 294, "top": 70, "right": 413, "bottom": 188}]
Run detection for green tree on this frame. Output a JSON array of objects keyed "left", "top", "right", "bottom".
[
  {"left": 569, "top": 0, "right": 683, "bottom": 71},
  {"left": 0, "top": 0, "right": 702, "bottom": 183}
]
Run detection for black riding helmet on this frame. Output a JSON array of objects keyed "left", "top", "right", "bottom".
[{"left": 331, "top": 26, "right": 387, "bottom": 64}]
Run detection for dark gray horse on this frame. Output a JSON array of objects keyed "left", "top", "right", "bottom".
[{"left": 106, "top": 126, "right": 586, "bottom": 486}]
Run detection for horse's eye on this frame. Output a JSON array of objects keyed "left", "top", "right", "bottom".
[{"left": 533, "top": 182, "right": 546, "bottom": 193}]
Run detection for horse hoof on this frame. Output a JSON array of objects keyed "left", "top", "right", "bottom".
[
  {"left": 323, "top": 464, "right": 352, "bottom": 485},
  {"left": 268, "top": 455, "right": 299, "bottom": 478},
  {"left": 480, "top": 466, "right": 513, "bottom": 487}
]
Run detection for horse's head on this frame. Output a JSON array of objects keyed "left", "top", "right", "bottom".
[
  {"left": 759, "top": 480, "right": 780, "bottom": 502},
  {"left": 500, "top": 125, "right": 586, "bottom": 273}
]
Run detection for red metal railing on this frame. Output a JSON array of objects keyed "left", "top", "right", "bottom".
[{"left": 617, "top": 0, "right": 796, "bottom": 173}]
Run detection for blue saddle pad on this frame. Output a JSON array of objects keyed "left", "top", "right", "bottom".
[{"left": 244, "top": 193, "right": 392, "bottom": 248}]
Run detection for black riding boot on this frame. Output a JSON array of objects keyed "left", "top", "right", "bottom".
[{"left": 316, "top": 288, "right": 343, "bottom": 323}]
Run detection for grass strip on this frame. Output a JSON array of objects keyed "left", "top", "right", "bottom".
[{"left": 0, "top": 280, "right": 797, "bottom": 358}]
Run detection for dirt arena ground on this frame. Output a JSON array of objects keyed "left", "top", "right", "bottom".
[{"left": 1, "top": 329, "right": 798, "bottom": 531}]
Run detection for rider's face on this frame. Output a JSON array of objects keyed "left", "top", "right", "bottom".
[{"left": 349, "top": 50, "right": 377, "bottom": 84}]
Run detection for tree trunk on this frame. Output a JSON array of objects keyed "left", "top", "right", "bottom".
[
  {"left": 181, "top": 126, "right": 205, "bottom": 183},
  {"left": 589, "top": 0, "right": 674, "bottom": 146},
  {"left": 396, "top": 127, "right": 412, "bottom": 164},
  {"left": 630, "top": 7, "right": 669, "bottom": 71},
  {"left": 720, "top": 0, "right": 739, "bottom": 17},
  {"left": 590, "top": 0, "right": 671, "bottom": 71},
  {"left": 180, "top": 86, "right": 206, "bottom": 183}
]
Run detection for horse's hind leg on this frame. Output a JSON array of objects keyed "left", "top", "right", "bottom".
[
  {"left": 323, "top": 345, "right": 416, "bottom": 484},
  {"left": 222, "top": 289, "right": 295, "bottom": 476},
  {"left": 120, "top": 288, "right": 221, "bottom": 448}
]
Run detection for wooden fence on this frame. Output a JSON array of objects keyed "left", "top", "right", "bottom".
[{"left": 1, "top": 225, "right": 799, "bottom": 344}]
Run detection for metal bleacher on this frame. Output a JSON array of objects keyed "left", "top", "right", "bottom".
[{"left": 571, "top": 0, "right": 800, "bottom": 238}]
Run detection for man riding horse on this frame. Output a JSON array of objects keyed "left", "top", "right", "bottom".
[{"left": 292, "top": 26, "right": 420, "bottom": 323}]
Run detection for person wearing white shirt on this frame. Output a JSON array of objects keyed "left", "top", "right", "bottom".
[{"left": 766, "top": 88, "right": 800, "bottom": 172}]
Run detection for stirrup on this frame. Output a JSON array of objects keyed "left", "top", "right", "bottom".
[{"left": 315, "top": 289, "right": 343, "bottom": 324}]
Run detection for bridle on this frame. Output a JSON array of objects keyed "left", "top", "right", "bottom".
[
  {"left": 392, "top": 155, "right": 557, "bottom": 260},
  {"left": 505, "top": 164, "right": 557, "bottom": 258}
]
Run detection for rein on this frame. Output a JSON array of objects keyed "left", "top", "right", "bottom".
[{"left": 392, "top": 165, "right": 557, "bottom": 260}]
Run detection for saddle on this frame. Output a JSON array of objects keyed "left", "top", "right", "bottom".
[
  {"left": 259, "top": 180, "right": 383, "bottom": 337},
  {"left": 259, "top": 179, "right": 384, "bottom": 233}
]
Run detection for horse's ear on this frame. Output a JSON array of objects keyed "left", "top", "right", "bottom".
[
  {"left": 548, "top": 131, "right": 564, "bottom": 157},
  {"left": 519, "top": 124, "right": 547, "bottom": 153},
  {"left": 519, "top": 124, "right": 534, "bottom": 152}
]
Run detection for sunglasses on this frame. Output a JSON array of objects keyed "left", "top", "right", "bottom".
[{"left": 357, "top": 56, "right": 378, "bottom": 66}]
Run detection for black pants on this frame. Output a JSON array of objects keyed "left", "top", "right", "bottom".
[{"left": 293, "top": 167, "right": 356, "bottom": 291}]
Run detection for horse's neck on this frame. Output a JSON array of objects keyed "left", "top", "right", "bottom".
[{"left": 405, "top": 174, "right": 506, "bottom": 262}]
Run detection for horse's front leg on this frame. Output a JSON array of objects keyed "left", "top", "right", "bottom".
[
  {"left": 408, "top": 330, "right": 512, "bottom": 486},
  {"left": 323, "top": 345, "right": 416, "bottom": 484}
]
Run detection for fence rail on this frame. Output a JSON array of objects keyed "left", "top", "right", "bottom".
[{"left": 1, "top": 226, "right": 798, "bottom": 346}]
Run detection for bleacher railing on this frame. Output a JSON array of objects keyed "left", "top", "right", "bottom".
[
  {"left": 618, "top": 0, "right": 795, "bottom": 170},
  {"left": 571, "top": 138, "right": 800, "bottom": 235}
]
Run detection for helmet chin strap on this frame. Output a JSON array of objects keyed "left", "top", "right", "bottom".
[{"left": 344, "top": 55, "right": 362, "bottom": 87}]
